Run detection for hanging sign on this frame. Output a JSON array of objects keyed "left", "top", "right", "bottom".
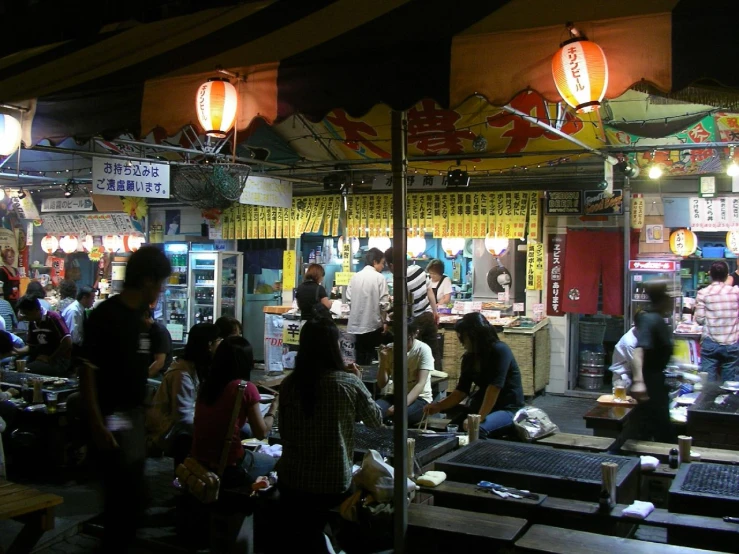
[
  {"left": 41, "top": 198, "right": 94, "bottom": 212},
  {"left": 283, "top": 251, "right": 296, "bottom": 292},
  {"left": 699, "top": 176, "right": 716, "bottom": 198},
  {"left": 282, "top": 318, "right": 304, "bottom": 346},
  {"left": 10, "top": 194, "right": 40, "bottom": 220},
  {"left": 42, "top": 213, "right": 137, "bottom": 235},
  {"left": 92, "top": 157, "right": 170, "bottom": 199},
  {"left": 239, "top": 176, "right": 292, "bottom": 208},
  {"left": 583, "top": 189, "right": 623, "bottom": 215},
  {"left": 690, "top": 196, "right": 738, "bottom": 231},
  {"left": 546, "top": 234, "right": 566, "bottom": 316},
  {"left": 335, "top": 272, "right": 353, "bottom": 286},
  {"left": 545, "top": 191, "right": 582, "bottom": 215},
  {"left": 525, "top": 243, "right": 544, "bottom": 291},
  {"left": 631, "top": 193, "right": 645, "bottom": 229}
]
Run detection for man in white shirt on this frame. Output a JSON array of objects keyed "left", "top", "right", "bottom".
[
  {"left": 609, "top": 327, "right": 638, "bottom": 390},
  {"left": 62, "top": 286, "right": 95, "bottom": 352},
  {"left": 376, "top": 320, "right": 434, "bottom": 425},
  {"left": 347, "top": 248, "right": 390, "bottom": 364}
]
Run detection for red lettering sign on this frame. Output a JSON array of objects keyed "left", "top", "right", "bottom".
[{"left": 547, "top": 234, "right": 567, "bottom": 316}]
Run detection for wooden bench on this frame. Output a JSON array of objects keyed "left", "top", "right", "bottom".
[
  {"left": 536, "top": 432, "right": 615, "bottom": 452},
  {"left": 621, "top": 439, "right": 739, "bottom": 464},
  {"left": 515, "top": 524, "right": 725, "bottom": 553},
  {"left": 406, "top": 504, "right": 527, "bottom": 551},
  {"left": 0, "top": 479, "right": 63, "bottom": 554}
]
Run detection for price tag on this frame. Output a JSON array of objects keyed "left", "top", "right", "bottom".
[
  {"left": 533, "top": 303, "right": 545, "bottom": 314},
  {"left": 452, "top": 301, "right": 466, "bottom": 314},
  {"left": 491, "top": 310, "right": 501, "bottom": 319},
  {"left": 497, "top": 292, "right": 506, "bottom": 301},
  {"left": 471, "top": 301, "right": 482, "bottom": 312},
  {"left": 335, "top": 271, "right": 353, "bottom": 286},
  {"left": 513, "top": 303, "right": 524, "bottom": 312}
]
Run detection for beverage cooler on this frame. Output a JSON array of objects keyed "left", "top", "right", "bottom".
[
  {"left": 189, "top": 251, "right": 243, "bottom": 327},
  {"left": 157, "top": 242, "right": 189, "bottom": 341},
  {"left": 627, "top": 259, "right": 681, "bottom": 327}
]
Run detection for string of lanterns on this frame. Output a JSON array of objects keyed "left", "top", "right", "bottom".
[{"left": 41, "top": 233, "right": 144, "bottom": 254}]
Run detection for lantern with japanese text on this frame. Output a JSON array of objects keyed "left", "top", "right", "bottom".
[
  {"left": 0, "top": 114, "right": 22, "bottom": 156},
  {"left": 552, "top": 37, "right": 608, "bottom": 113},
  {"left": 484, "top": 236, "right": 509, "bottom": 257},
  {"left": 59, "top": 235, "right": 79, "bottom": 254},
  {"left": 40, "top": 234, "right": 59, "bottom": 254},
  {"left": 81, "top": 235, "right": 94, "bottom": 253},
  {"left": 727, "top": 231, "right": 739, "bottom": 255},
  {"left": 441, "top": 238, "right": 465, "bottom": 258},
  {"left": 407, "top": 237, "right": 427, "bottom": 258},
  {"left": 669, "top": 229, "right": 697, "bottom": 257},
  {"left": 124, "top": 235, "right": 145, "bottom": 252},
  {"left": 102, "top": 235, "right": 123, "bottom": 253},
  {"left": 195, "top": 78, "right": 238, "bottom": 138}
]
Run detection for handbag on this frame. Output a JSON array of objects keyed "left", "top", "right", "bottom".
[{"left": 175, "top": 381, "right": 247, "bottom": 504}]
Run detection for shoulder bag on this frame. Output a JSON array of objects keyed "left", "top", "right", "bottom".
[{"left": 175, "top": 380, "right": 247, "bottom": 504}]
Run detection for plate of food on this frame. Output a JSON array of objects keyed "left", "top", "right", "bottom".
[{"left": 720, "top": 381, "right": 739, "bottom": 392}]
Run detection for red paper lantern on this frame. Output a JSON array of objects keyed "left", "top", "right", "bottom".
[{"left": 552, "top": 38, "right": 608, "bottom": 113}]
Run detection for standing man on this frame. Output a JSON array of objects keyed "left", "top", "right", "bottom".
[
  {"left": 346, "top": 248, "right": 389, "bottom": 365},
  {"left": 630, "top": 281, "right": 675, "bottom": 443},
  {"left": 80, "top": 246, "right": 171, "bottom": 554},
  {"left": 62, "top": 286, "right": 95, "bottom": 355},
  {"left": 695, "top": 261, "right": 739, "bottom": 382},
  {"left": 384, "top": 247, "right": 439, "bottom": 354},
  {"left": 16, "top": 295, "right": 72, "bottom": 376}
]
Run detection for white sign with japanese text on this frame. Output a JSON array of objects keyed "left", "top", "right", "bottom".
[
  {"left": 92, "top": 157, "right": 170, "bottom": 199},
  {"left": 11, "top": 195, "right": 40, "bottom": 220},
  {"left": 239, "top": 176, "right": 292, "bottom": 208},
  {"left": 41, "top": 213, "right": 137, "bottom": 235},
  {"left": 41, "top": 197, "right": 94, "bottom": 212},
  {"left": 690, "top": 197, "right": 739, "bottom": 231}
]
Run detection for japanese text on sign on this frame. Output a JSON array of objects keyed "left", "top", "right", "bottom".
[
  {"left": 92, "top": 157, "right": 170, "bottom": 199},
  {"left": 283, "top": 251, "right": 296, "bottom": 292},
  {"left": 690, "top": 197, "right": 739, "bottom": 231},
  {"left": 41, "top": 198, "right": 94, "bottom": 212},
  {"left": 546, "top": 191, "right": 581, "bottom": 214},
  {"left": 239, "top": 176, "right": 292, "bottom": 209},
  {"left": 282, "top": 319, "right": 304, "bottom": 346},
  {"left": 547, "top": 235, "right": 566, "bottom": 316}
]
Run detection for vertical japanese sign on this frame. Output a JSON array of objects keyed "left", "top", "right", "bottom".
[
  {"left": 92, "top": 157, "right": 170, "bottom": 199},
  {"left": 283, "top": 251, "right": 296, "bottom": 292},
  {"left": 525, "top": 242, "right": 544, "bottom": 291},
  {"left": 631, "top": 193, "right": 645, "bottom": 229},
  {"left": 547, "top": 234, "right": 566, "bottom": 316},
  {"left": 527, "top": 191, "right": 539, "bottom": 240}
]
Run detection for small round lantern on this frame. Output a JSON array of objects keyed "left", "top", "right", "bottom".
[
  {"left": 125, "top": 235, "right": 145, "bottom": 252},
  {"left": 484, "top": 236, "right": 509, "bottom": 257},
  {"left": 195, "top": 78, "right": 238, "bottom": 138},
  {"left": 81, "top": 235, "right": 94, "bottom": 252},
  {"left": 40, "top": 234, "right": 59, "bottom": 254},
  {"left": 669, "top": 229, "right": 698, "bottom": 257},
  {"left": 407, "top": 237, "right": 427, "bottom": 258},
  {"left": 727, "top": 231, "right": 739, "bottom": 255},
  {"left": 367, "top": 236, "right": 391, "bottom": 252},
  {"left": 441, "top": 238, "right": 465, "bottom": 258},
  {"left": 552, "top": 38, "right": 608, "bottom": 113},
  {"left": 59, "top": 235, "right": 78, "bottom": 254},
  {"left": 0, "top": 114, "right": 22, "bottom": 156},
  {"left": 102, "top": 235, "right": 123, "bottom": 253}
]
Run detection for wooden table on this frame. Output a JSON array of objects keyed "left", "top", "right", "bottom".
[
  {"left": 0, "top": 479, "right": 63, "bottom": 554},
  {"left": 359, "top": 365, "right": 448, "bottom": 400},
  {"left": 583, "top": 404, "right": 634, "bottom": 438},
  {"left": 250, "top": 369, "right": 288, "bottom": 391}
]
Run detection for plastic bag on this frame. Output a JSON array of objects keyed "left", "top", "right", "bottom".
[
  {"left": 352, "top": 449, "right": 416, "bottom": 504},
  {"left": 512, "top": 407, "right": 559, "bottom": 441}
]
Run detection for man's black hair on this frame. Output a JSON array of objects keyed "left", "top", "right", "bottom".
[
  {"left": 124, "top": 246, "right": 171, "bottom": 288},
  {"left": 16, "top": 295, "right": 40, "bottom": 312},
  {"left": 365, "top": 247, "right": 385, "bottom": 267},
  {"left": 76, "top": 286, "right": 94, "bottom": 302}
]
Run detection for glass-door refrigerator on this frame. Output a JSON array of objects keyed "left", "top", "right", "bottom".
[
  {"left": 627, "top": 259, "right": 681, "bottom": 327},
  {"left": 157, "top": 242, "right": 189, "bottom": 342},
  {"left": 189, "top": 251, "right": 243, "bottom": 328}
]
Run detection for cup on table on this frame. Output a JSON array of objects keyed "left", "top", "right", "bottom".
[
  {"left": 46, "top": 391, "right": 58, "bottom": 414},
  {"left": 613, "top": 385, "right": 627, "bottom": 402},
  {"left": 446, "top": 424, "right": 459, "bottom": 434},
  {"left": 16, "top": 360, "right": 26, "bottom": 373}
]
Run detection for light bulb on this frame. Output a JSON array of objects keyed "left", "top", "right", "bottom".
[
  {"left": 648, "top": 165, "right": 663, "bottom": 180},
  {"left": 728, "top": 161, "right": 739, "bottom": 177}
]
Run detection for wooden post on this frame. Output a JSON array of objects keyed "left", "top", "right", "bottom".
[{"left": 391, "top": 109, "right": 408, "bottom": 553}]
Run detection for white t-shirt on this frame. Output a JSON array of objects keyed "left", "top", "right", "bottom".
[
  {"left": 383, "top": 339, "right": 434, "bottom": 404},
  {"left": 609, "top": 327, "right": 637, "bottom": 377},
  {"left": 431, "top": 275, "right": 452, "bottom": 304}
]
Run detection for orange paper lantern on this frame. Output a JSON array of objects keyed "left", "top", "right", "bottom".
[
  {"left": 195, "top": 78, "right": 238, "bottom": 138},
  {"left": 102, "top": 235, "right": 123, "bottom": 253},
  {"left": 552, "top": 38, "right": 608, "bottom": 113},
  {"left": 669, "top": 229, "right": 697, "bottom": 257}
]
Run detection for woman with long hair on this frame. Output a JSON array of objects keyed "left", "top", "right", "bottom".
[
  {"left": 191, "top": 336, "right": 277, "bottom": 484},
  {"left": 277, "top": 306, "right": 382, "bottom": 553},
  {"left": 147, "top": 323, "right": 220, "bottom": 471},
  {"left": 424, "top": 312, "right": 524, "bottom": 439}
]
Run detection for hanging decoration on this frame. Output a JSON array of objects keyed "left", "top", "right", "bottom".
[
  {"left": 121, "top": 197, "right": 148, "bottom": 220},
  {"left": 669, "top": 229, "right": 698, "bottom": 257},
  {"left": 195, "top": 78, "right": 238, "bottom": 138},
  {"left": 40, "top": 234, "right": 59, "bottom": 254},
  {"left": 59, "top": 235, "right": 79, "bottom": 254},
  {"left": 88, "top": 246, "right": 104, "bottom": 262},
  {"left": 0, "top": 114, "right": 22, "bottom": 156},
  {"left": 484, "top": 236, "right": 509, "bottom": 257},
  {"left": 441, "top": 238, "right": 465, "bottom": 258},
  {"left": 407, "top": 236, "right": 427, "bottom": 258},
  {"left": 551, "top": 34, "right": 608, "bottom": 113},
  {"left": 102, "top": 234, "right": 123, "bottom": 253},
  {"left": 125, "top": 235, "right": 145, "bottom": 252},
  {"left": 727, "top": 230, "right": 739, "bottom": 254}
]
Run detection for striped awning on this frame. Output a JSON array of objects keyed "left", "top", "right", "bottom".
[{"left": 0, "top": 0, "right": 734, "bottom": 146}]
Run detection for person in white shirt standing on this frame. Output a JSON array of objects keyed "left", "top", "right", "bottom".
[
  {"left": 62, "top": 286, "right": 95, "bottom": 355},
  {"left": 346, "top": 248, "right": 389, "bottom": 365}
]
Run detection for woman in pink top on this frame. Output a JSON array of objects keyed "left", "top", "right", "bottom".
[{"left": 191, "top": 336, "right": 277, "bottom": 485}]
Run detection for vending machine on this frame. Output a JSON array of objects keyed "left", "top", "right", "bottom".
[
  {"left": 157, "top": 242, "right": 189, "bottom": 342},
  {"left": 189, "top": 251, "right": 244, "bottom": 328},
  {"left": 627, "top": 259, "right": 681, "bottom": 327}
]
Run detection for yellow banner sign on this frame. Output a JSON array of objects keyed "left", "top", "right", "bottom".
[{"left": 335, "top": 271, "right": 353, "bottom": 286}]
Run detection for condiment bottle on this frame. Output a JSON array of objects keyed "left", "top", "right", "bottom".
[{"left": 669, "top": 448, "right": 679, "bottom": 469}]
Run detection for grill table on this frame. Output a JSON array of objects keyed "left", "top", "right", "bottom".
[
  {"left": 687, "top": 384, "right": 739, "bottom": 450},
  {"left": 669, "top": 462, "right": 739, "bottom": 517},
  {"left": 353, "top": 425, "right": 458, "bottom": 467},
  {"left": 433, "top": 439, "right": 640, "bottom": 503}
]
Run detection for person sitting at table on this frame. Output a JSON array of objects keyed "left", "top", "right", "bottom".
[
  {"left": 26, "top": 281, "right": 52, "bottom": 311},
  {"left": 215, "top": 316, "right": 244, "bottom": 339},
  {"left": 16, "top": 295, "right": 72, "bottom": 377},
  {"left": 0, "top": 289, "right": 18, "bottom": 331},
  {"left": 296, "top": 263, "right": 333, "bottom": 320},
  {"left": 57, "top": 279, "right": 78, "bottom": 314},
  {"left": 424, "top": 312, "right": 524, "bottom": 439},
  {"left": 147, "top": 323, "right": 220, "bottom": 472},
  {"left": 191, "top": 335, "right": 278, "bottom": 486},
  {"left": 426, "top": 258, "right": 452, "bottom": 306},
  {"left": 375, "top": 319, "right": 434, "bottom": 425},
  {"left": 276, "top": 306, "right": 382, "bottom": 553}
]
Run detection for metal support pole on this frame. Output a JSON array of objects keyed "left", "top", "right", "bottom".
[
  {"left": 623, "top": 176, "right": 632, "bottom": 333},
  {"left": 391, "top": 110, "right": 408, "bottom": 554}
]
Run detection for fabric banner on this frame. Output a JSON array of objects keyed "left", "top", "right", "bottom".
[{"left": 546, "top": 234, "right": 566, "bottom": 316}]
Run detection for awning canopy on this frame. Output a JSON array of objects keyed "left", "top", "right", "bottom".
[{"left": 1, "top": 0, "right": 732, "bottom": 147}]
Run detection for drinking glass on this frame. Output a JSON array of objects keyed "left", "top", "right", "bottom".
[
  {"left": 613, "top": 385, "right": 627, "bottom": 402},
  {"left": 46, "top": 392, "right": 58, "bottom": 414},
  {"left": 446, "top": 424, "right": 459, "bottom": 434}
]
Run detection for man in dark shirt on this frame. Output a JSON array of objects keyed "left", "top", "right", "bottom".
[
  {"left": 80, "top": 246, "right": 171, "bottom": 554},
  {"left": 16, "top": 295, "right": 71, "bottom": 376},
  {"left": 147, "top": 314, "right": 172, "bottom": 377},
  {"left": 631, "top": 280, "right": 675, "bottom": 443}
]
